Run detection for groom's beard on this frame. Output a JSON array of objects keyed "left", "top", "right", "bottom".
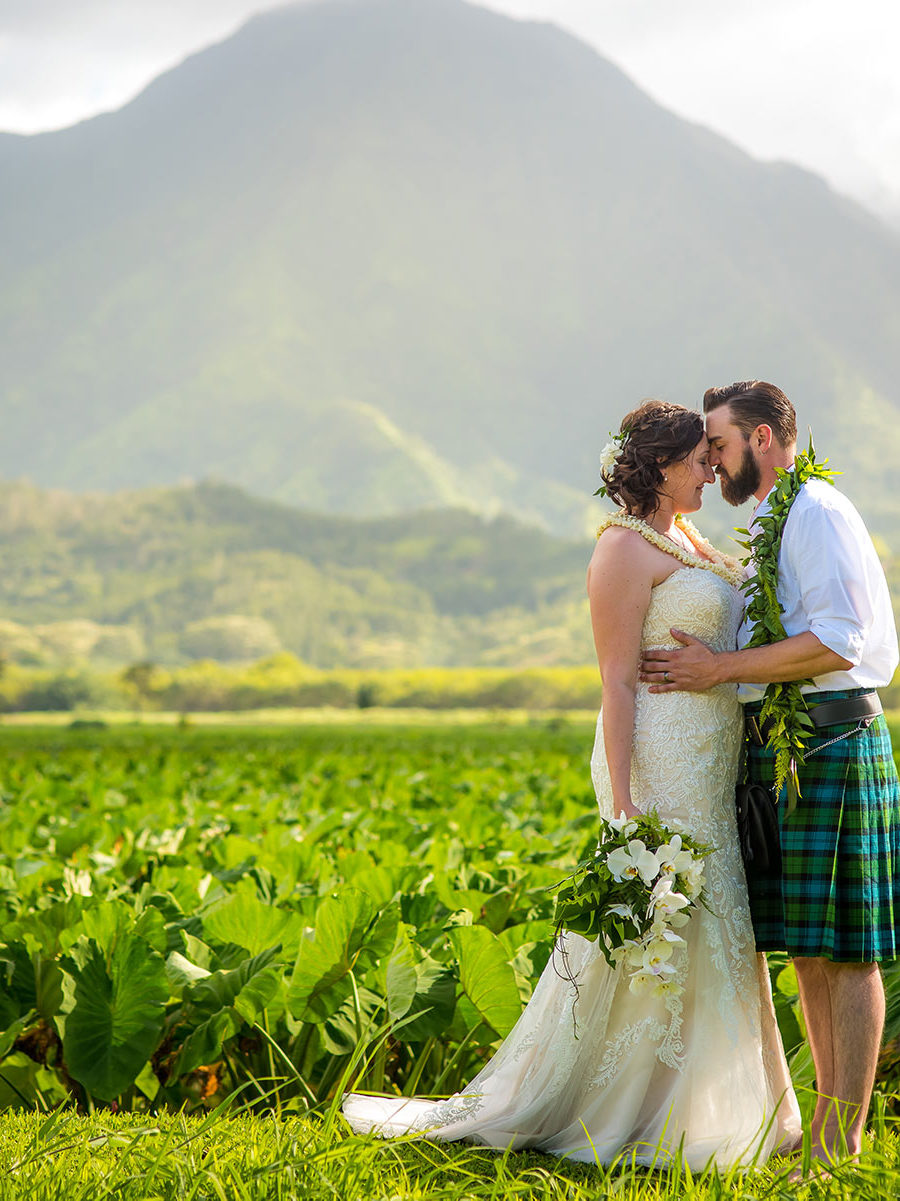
[{"left": 717, "top": 445, "right": 761, "bottom": 506}]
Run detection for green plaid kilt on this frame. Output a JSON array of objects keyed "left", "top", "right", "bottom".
[{"left": 745, "top": 689, "right": 900, "bottom": 962}]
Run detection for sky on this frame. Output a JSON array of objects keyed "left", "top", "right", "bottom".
[{"left": 2, "top": 0, "right": 899, "bottom": 225}]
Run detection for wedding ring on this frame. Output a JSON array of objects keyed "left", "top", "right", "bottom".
[{"left": 664, "top": 671, "right": 671, "bottom": 682}]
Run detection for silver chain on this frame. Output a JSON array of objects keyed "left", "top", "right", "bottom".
[{"left": 802, "top": 717, "right": 875, "bottom": 760}]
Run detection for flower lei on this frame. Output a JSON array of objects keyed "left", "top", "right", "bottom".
[
  {"left": 596, "top": 512, "right": 743, "bottom": 588},
  {"left": 735, "top": 439, "right": 839, "bottom": 810}
]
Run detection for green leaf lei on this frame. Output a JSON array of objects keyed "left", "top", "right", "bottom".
[{"left": 734, "top": 438, "right": 839, "bottom": 811}]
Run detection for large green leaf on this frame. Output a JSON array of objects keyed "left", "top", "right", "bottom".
[
  {"left": 0, "top": 1051, "right": 69, "bottom": 1110},
  {"left": 5, "top": 898, "right": 85, "bottom": 958},
  {"left": 164, "top": 951, "right": 211, "bottom": 992},
  {"left": 0, "top": 941, "right": 64, "bottom": 1026},
  {"left": 80, "top": 898, "right": 167, "bottom": 956},
  {"left": 383, "top": 925, "right": 455, "bottom": 1041},
  {"left": 397, "top": 958, "right": 457, "bottom": 1043},
  {"left": 168, "top": 948, "right": 283, "bottom": 1079},
  {"left": 448, "top": 925, "right": 522, "bottom": 1038},
  {"left": 287, "top": 889, "right": 397, "bottom": 1024},
  {"left": 0, "top": 1010, "right": 37, "bottom": 1060},
  {"left": 168, "top": 1011, "right": 236, "bottom": 1082},
  {"left": 385, "top": 926, "right": 418, "bottom": 1020},
  {"left": 321, "top": 987, "right": 384, "bottom": 1056},
  {"left": 182, "top": 947, "right": 282, "bottom": 1020},
  {"left": 202, "top": 893, "right": 305, "bottom": 958},
  {"left": 62, "top": 934, "right": 168, "bottom": 1101}
]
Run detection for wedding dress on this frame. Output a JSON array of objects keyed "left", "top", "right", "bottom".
[{"left": 343, "top": 528, "right": 802, "bottom": 1168}]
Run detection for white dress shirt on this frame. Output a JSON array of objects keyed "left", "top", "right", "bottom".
[{"left": 737, "top": 478, "right": 899, "bottom": 703}]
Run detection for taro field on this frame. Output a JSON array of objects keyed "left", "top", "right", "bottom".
[{"left": 2, "top": 719, "right": 900, "bottom": 1200}]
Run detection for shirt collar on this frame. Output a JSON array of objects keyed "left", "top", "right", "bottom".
[{"left": 750, "top": 483, "right": 777, "bottom": 525}]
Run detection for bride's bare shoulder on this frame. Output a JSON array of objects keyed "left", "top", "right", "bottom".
[
  {"left": 587, "top": 523, "right": 658, "bottom": 583},
  {"left": 591, "top": 522, "right": 656, "bottom": 557}
]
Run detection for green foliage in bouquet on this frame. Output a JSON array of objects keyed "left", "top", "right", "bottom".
[{"left": 552, "top": 812, "right": 713, "bottom": 980}]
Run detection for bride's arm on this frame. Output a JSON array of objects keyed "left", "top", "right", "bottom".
[{"left": 587, "top": 528, "right": 654, "bottom": 820}]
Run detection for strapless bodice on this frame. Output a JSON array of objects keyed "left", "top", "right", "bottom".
[{"left": 642, "top": 565, "right": 744, "bottom": 654}]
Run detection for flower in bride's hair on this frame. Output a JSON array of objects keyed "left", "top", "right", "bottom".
[
  {"left": 599, "top": 439, "right": 621, "bottom": 476},
  {"left": 594, "top": 427, "right": 630, "bottom": 497},
  {"left": 605, "top": 839, "right": 661, "bottom": 886}
]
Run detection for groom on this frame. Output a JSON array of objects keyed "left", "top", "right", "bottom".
[{"left": 640, "top": 380, "right": 900, "bottom": 1165}]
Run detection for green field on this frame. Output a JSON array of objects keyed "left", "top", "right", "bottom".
[{"left": 1, "top": 721, "right": 899, "bottom": 1198}]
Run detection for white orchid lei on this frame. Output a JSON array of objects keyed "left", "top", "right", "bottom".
[
  {"left": 551, "top": 811, "right": 712, "bottom": 1003},
  {"left": 594, "top": 427, "right": 630, "bottom": 498}
]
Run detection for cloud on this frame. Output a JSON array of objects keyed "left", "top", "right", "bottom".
[
  {"left": 0, "top": 0, "right": 291, "bottom": 131},
  {"left": 482, "top": 0, "right": 900, "bottom": 221},
  {"left": 1, "top": 0, "right": 898, "bottom": 221}
]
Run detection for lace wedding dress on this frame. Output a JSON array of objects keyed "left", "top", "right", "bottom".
[{"left": 343, "top": 521, "right": 802, "bottom": 1168}]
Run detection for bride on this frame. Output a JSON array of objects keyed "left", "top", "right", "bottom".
[{"left": 343, "top": 400, "right": 802, "bottom": 1168}]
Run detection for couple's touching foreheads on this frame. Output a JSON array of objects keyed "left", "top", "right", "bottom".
[{"left": 344, "top": 381, "right": 900, "bottom": 1178}]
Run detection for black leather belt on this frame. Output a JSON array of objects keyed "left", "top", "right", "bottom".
[{"left": 746, "top": 691, "right": 881, "bottom": 747}]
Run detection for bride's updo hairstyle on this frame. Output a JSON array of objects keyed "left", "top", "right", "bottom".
[{"left": 603, "top": 400, "right": 704, "bottom": 519}]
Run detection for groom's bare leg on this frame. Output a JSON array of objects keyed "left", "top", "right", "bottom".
[
  {"left": 794, "top": 956, "right": 835, "bottom": 1141},
  {"left": 795, "top": 957, "right": 884, "bottom": 1158},
  {"left": 821, "top": 960, "right": 884, "bottom": 1156}
]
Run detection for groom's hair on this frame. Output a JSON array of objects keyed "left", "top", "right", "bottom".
[{"left": 702, "top": 380, "right": 796, "bottom": 448}]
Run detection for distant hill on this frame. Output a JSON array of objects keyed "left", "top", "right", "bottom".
[
  {"left": 1, "top": 0, "right": 899, "bottom": 535},
  {"left": 0, "top": 481, "right": 593, "bottom": 668}
]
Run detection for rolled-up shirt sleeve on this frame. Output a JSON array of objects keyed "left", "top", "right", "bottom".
[{"left": 783, "top": 501, "right": 872, "bottom": 666}]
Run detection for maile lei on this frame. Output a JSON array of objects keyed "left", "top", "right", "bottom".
[{"left": 734, "top": 438, "right": 838, "bottom": 810}]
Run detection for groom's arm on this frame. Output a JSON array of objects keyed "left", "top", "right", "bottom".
[{"left": 641, "top": 630, "right": 852, "bottom": 693}]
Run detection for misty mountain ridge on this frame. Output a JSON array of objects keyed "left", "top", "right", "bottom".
[
  {"left": 0, "top": 478, "right": 593, "bottom": 669},
  {"left": 1, "top": 0, "right": 899, "bottom": 536}
]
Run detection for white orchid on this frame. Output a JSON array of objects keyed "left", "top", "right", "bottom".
[
  {"left": 608, "top": 815, "right": 639, "bottom": 839},
  {"left": 652, "top": 978, "right": 684, "bottom": 999},
  {"left": 644, "top": 874, "right": 687, "bottom": 917},
  {"left": 553, "top": 812, "right": 706, "bottom": 1004},
  {"left": 621, "top": 939, "right": 647, "bottom": 969},
  {"left": 641, "top": 929, "right": 684, "bottom": 964},
  {"left": 680, "top": 859, "right": 706, "bottom": 900},
  {"left": 628, "top": 969, "right": 658, "bottom": 995},
  {"left": 606, "top": 839, "right": 662, "bottom": 886},
  {"left": 655, "top": 834, "right": 694, "bottom": 878}
]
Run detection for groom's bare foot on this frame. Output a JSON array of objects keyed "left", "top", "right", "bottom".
[
  {"left": 788, "top": 1156, "right": 834, "bottom": 1183},
  {"left": 786, "top": 1132, "right": 861, "bottom": 1181}
]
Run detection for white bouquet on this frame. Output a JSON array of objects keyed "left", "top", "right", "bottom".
[{"left": 552, "top": 812, "right": 712, "bottom": 999}]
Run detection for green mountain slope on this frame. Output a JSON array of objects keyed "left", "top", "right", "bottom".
[
  {"left": 1, "top": 0, "right": 899, "bottom": 533},
  {"left": 0, "top": 481, "right": 594, "bottom": 668}
]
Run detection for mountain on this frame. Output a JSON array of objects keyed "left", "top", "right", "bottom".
[
  {"left": 0, "top": 481, "right": 593, "bottom": 668},
  {"left": 1, "top": 0, "right": 899, "bottom": 536}
]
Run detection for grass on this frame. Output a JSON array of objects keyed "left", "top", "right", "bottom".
[
  {"left": 2, "top": 1102, "right": 900, "bottom": 1201},
  {"left": 3, "top": 714, "right": 900, "bottom": 1198}
]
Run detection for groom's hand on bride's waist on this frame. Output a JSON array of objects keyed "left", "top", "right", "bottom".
[{"left": 640, "top": 631, "right": 721, "bottom": 692}]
